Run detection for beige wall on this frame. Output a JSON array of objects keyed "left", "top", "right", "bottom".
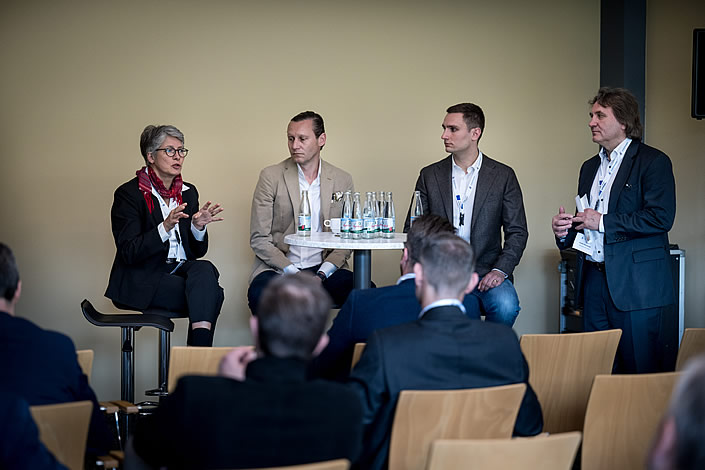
[
  {"left": 2, "top": 0, "right": 603, "bottom": 400},
  {"left": 646, "top": 0, "right": 705, "bottom": 327}
]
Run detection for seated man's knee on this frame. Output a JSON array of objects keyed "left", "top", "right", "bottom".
[{"left": 481, "top": 282, "right": 520, "bottom": 326}]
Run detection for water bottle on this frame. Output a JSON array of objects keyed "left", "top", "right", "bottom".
[
  {"left": 297, "top": 190, "right": 311, "bottom": 237},
  {"left": 370, "top": 192, "right": 380, "bottom": 238},
  {"left": 351, "top": 192, "right": 363, "bottom": 239},
  {"left": 383, "top": 191, "right": 395, "bottom": 238},
  {"left": 341, "top": 191, "right": 352, "bottom": 239},
  {"left": 410, "top": 190, "right": 423, "bottom": 227},
  {"left": 363, "top": 192, "right": 375, "bottom": 239},
  {"left": 377, "top": 191, "right": 385, "bottom": 237}
]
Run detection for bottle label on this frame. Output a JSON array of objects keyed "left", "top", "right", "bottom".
[
  {"left": 298, "top": 215, "right": 311, "bottom": 233},
  {"left": 341, "top": 217, "right": 351, "bottom": 233},
  {"left": 363, "top": 218, "right": 375, "bottom": 233},
  {"left": 383, "top": 218, "right": 395, "bottom": 233},
  {"left": 351, "top": 219, "right": 363, "bottom": 233}
]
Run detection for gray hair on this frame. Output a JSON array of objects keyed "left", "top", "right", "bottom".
[
  {"left": 418, "top": 232, "right": 475, "bottom": 296},
  {"left": 139, "top": 125, "right": 185, "bottom": 164}
]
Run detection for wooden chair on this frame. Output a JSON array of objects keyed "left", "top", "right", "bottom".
[
  {"left": 520, "top": 329, "right": 621, "bottom": 433},
  {"left": 676, "top": 328, "right": 705, "bottom": 371},
  {"left": 388, "top": 384, "right": 526, "bottom": 470},
  {"left": 29, "top": 400, "right": 93, "bottom": 470},
  {"left": 582, "top": 372, "right": 680, "bottom": 470},
  {"left": 350, "top": 342, "right": 366, "bottom": 370},
  {"left": 240, "top": 459, "right": 350, "bottom": 470},
  {"left": 426, "top": 432, "right": 582, "bottom": 470},
  {"left": 76, "top": 349, "right": 94, "bottom": 381},
  {"left": 167, "top": 346, "right": 238, "bottom": 392}
]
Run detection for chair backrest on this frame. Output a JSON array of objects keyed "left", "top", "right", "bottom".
[
  {"left": 520, "top": 329, "right": 621, "bottom": 433},
  {"left": 76, "top": 349, "right": 94, "bottom": 381},
  {"left": 167, "top": 346, "right": 238, "bottom": 392},
  {"left": 239, "top": 459, "right": 350, "bottom": 470},
  {"left": 29, "top": 400, "right": 93, "bottom": 470},
  {"left": 676, "top": 328, "right": 705, "bottom": 371},
  {"left": 388, "top": 384, "right": 526, "bottom": 470},
  {"left": 426, "top": 432, "right": 582, "bottom": 470},
  {"left": 350, "top": 342, "right": 366, "bottom": 371},
  {"left": 582, "top": 372, "right": 680, "bottom": 470}
]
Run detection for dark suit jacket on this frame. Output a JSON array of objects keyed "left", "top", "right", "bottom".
[
  {"left": 557, "top": 140, "right": 676, "bottom": 311},
  {"left": 0, "top": 391, "right": 68, "bottom": 470},
  {"left": 309, "top": 278, "right": 481, "bottom": 380},
  {"left": 0, "top": 311, "right": 112, "bottom": 454},
  {"left": 105, "top": 176, "right": 208, "bottom": 310},
  {"left": 404, "top": 155, "right": 528, "bottom": 278},
  {"left": 133, "top": 357, "right": 363, "bottom": 469},
  {"left": 349, "top": 305, "right": 543, "bottom": 470}
]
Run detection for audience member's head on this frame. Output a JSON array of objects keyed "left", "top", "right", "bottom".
[
  {"left": 401, "top": 214, "right": 456, "bottom": 274},
  {"left": 139, "top": 124, "right": 185, "bottom": 164},
  {"left": 0, "top": 243, "right": 21, "bottom": 313},
  {"left": 649, "top": 354, "right": 705, "bottom": 470},
  {"left": 589, "top": 87, "right": 643, "bottom": 140},
  {"left": 414, "top": 232, "right": 477, "bottom": 303},
  {"left": 254, "top": 273, "right": 332, "bottom": 360}
]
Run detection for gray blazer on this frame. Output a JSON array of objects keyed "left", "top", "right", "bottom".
[
  {"left": 249, "top": 158, "right": 353, "bottom": 282},
  {"left": 404, "top": 155, "right": 528, "bottom": 278}
]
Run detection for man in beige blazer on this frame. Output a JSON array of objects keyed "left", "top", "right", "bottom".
[{"left": 247, "top": 111, "right": 355, "bottom": 314}]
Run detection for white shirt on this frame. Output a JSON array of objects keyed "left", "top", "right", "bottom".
[
  {"left": 284, "top": 161, "right": 337, "bottom": 277},
  {"left": 418, "top": 298, "right": 466, "bottom": 319},
  {"left": 150, "top": 174, "right": 206, "bottom": 262},
  {"left": 586, "top": 138, "right": 631, "bottom": 263},
  {"left": 452, "top": 152, "right": 483, "bottom": 242}
]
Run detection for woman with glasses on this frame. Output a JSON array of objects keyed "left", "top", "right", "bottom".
[{"left": 105, "top": 124, "right": 225, "bottom": 346}]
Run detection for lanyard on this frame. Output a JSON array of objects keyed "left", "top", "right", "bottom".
[{"left": 452, "top": 167, "right": 479, "bottom": 216}]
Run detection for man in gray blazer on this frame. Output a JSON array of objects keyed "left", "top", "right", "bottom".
[
  {"left": 247, "top": 111, "right": 355, "bottom": 314},
  {"left": 404, "top": 103, "right": 528, "bottom": 326}
]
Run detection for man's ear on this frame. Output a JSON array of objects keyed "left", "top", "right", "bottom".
[
  {"left": 312, "top": 334, "right": 330, "bottom": 357},
  {"left": 413, "top": 262, "right": 424, "bottom": 288},
  {"left": 317, "top": 132, "right": 327, "bottom": 149},
  {"left": 464, "top": 272, "right": 479, "bottom": 295},
  {"left": 648, "top": 416, "right": 677, "bottom": 470},
  {"left": 13, "top": 280, "right": 21, "bottom": 304},
  {"left": 249, "top": 315, "right": 259, "bottom": 346},
  {"left": 470, "top": 127, "right": 482, "bottom": 142}
]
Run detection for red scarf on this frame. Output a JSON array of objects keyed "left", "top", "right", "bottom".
[{"left": 136, "top": 166, "right": 183, "bottom": 213}]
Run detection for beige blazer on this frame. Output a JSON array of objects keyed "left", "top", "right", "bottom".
[{"left": 249, "top": 158, "right": 354, "bottom": 282}]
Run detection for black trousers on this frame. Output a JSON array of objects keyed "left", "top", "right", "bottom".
[
  {"left": 247, "top": 266, "right": 354, "bottom": 315},
  {"left": 583, "top": 262, "right": 663, "bottom": 373},
  {"left": 149, "top": 259, "right": 224, "bottom": 325}
]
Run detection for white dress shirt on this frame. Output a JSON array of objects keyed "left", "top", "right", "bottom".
[
  {"left": 452, "top": 152, "right": 483, "bottom": 242},
  {"left": 586, "top": 137, "right": 631, "bottom": 262}
]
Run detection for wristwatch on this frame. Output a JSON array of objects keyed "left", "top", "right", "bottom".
[{"left": 316, "top": 271, "right": 327, "bottom": 281}]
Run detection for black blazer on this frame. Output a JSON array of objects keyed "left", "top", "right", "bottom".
[
  {"left": 133, "top": 357, "right": 363, "bottom": 469},
  {"left": 0, "top": 311, "right": 112, "bottom": 454},
  {"left": 404, "top": 155, "right": 528, "bottom": 278},
  {"left": 349, "top": 305, "right": 543, "bottom": 470},
  {"left": 557, "top": 140, "right": 676, "bottom": 311},
  {"left": 310, "top": 278, "right": 481, "bottom": 380},
  {"left": 105, "top": 176, "right": 208, "bottom": 310}
]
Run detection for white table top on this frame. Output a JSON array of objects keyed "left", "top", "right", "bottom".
[{"left": 284, "top": 232, "right": 406, "bottom": 250}]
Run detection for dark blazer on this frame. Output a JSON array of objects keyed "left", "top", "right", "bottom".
[
  {"left": 557, "top": 140, "right": 676, "bottom": 311},
  {"left": 0, "top": 391, "right": 68, "bottom": 470},
  {"left": 309, "top": 278, "right": 481, "bottom": 380},
  {"left": 0, "top": 311, "right": 112, "bottom": 454},
  {"left": 133, "top": 357, "right": 364, "bottom": 469},
  {"left": 404, "top": 155, "right": 528, "bottom": 278},
  {"left": 349, "top": 305, "right": 543, "bottom": 470},
  {"left": 105, "top": 176, "right": 208, "bottom": 310}
]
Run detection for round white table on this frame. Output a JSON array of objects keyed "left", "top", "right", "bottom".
[{"left": 284, "top": 232, "right": 406, "bottom": 289}]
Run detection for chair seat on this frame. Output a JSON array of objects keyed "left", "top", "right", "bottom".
[{"left": 81, "top": 299, "right": 176, "bottom": 332}]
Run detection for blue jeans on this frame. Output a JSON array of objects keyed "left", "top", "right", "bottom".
[{"left": 471, "top": 278, "right": 520, "bottom": 327}]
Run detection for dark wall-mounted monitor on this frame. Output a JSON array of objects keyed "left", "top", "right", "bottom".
[{"left": 693, "top": 29, "right": 705, "bottom": 120}]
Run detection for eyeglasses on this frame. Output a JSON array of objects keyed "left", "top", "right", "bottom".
[{"left": 156, "top": 147, "right": 189, "bottom": 158}]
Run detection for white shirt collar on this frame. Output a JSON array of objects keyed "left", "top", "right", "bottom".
[
  {"left": 599, "top": 137, "right": 632, "bottom": 162},
  {"left": 451, "top": 151, "right": 483, "bottom": 174},
  {"left": 396, "top": 273, "right": 416, "bottom": 285},
  {"left": 418, "top": 298, "right": 466, "bottom": 319}
]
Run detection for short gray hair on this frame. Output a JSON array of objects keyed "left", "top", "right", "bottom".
[
  {"left": 418, "top": 233, "right": 475, "bottom": 296},
  {"left": 139, "top": 125, "right": 185, "bottom": 164}
]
